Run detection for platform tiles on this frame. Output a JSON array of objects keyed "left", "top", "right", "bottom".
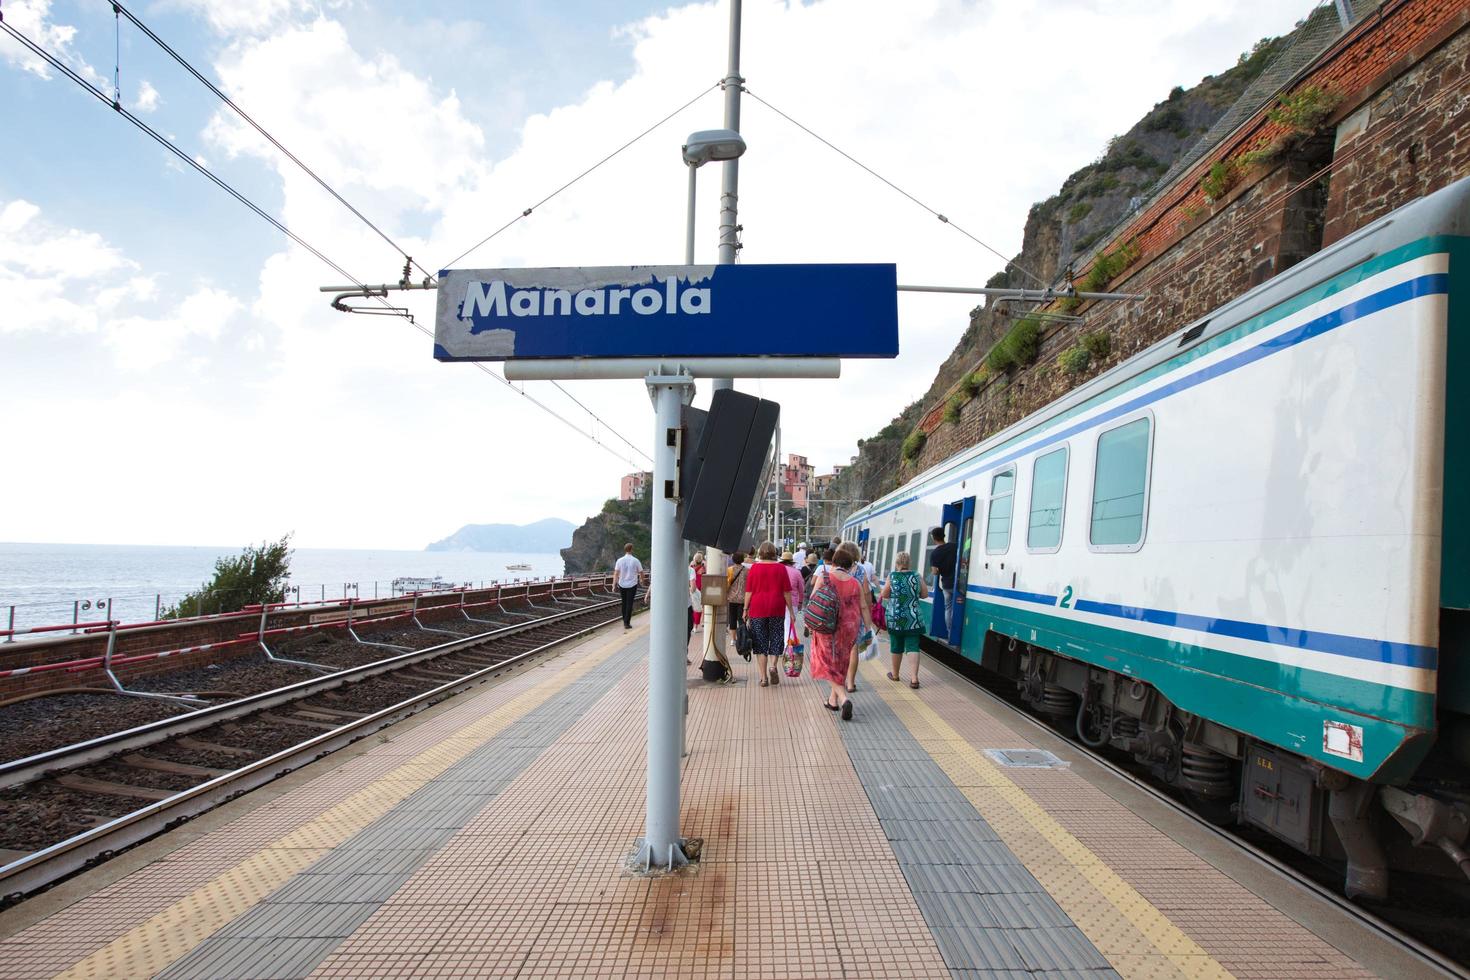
[{"left": 0, "top": 622, "right": 1388, "bottom": 980}]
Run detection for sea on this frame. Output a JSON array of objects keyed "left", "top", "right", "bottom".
[{"left": 0, "top": 542, "right": 566, "bottom": 633}]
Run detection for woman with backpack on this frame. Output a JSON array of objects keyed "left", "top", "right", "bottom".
[
  {"left": 806, "top": 542, "right": 872, "bottom": 720},
  {"left": 879, "top": 550, "right": 928, "bottom": 688}
]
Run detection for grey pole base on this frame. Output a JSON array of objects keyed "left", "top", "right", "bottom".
[{"left": 626, "top": 836, "right": 691, "bottom": 874}]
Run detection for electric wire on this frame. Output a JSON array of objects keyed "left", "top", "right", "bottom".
[
  {"left": 1, "top": 19, "right": 379, "bottom": 304},
  {"left": 110, "top": 0, "right": 440, "bottom": 288},
  {"left": 743, "top": 87, "right": 1048, "bottom": 287},
  {"left": 110, "top": 2, "right": 653, "bottom": 464},
  {"left": 440, "top": 80, "right": 721, "bottom": 268},
  {"left": 0, "top": 17, "right": 642, "bottom": 470}
]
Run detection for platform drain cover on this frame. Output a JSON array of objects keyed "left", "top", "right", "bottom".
[{"left": 985, "top": 748, "right": 1068, "bottom": 769}]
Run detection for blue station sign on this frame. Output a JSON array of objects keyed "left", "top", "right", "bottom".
[{"left": 433, "top": 263, "right": 898, "bottom": 361}]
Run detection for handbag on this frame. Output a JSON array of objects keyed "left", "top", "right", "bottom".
[
  {"left": 804, "top": 571, "right": 841, "bottom": 635},
  {"left": 735, "top": 617, "right": 753, "bottom": 660},
  {"left": 783, "top": 622, "right": 804, "bottom": 677}
]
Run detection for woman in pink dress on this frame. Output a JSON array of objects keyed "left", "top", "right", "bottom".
[{"left": 809, "top": 542, "right": 872, "bottom": 720}]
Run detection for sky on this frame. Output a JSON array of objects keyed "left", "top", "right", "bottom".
[{"left": 0, "top": 0, "right": 1313, "bottom": 550}]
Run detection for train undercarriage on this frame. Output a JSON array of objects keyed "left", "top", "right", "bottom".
[{"left": 971, "top": 629, "right": 1470, "bottom": 901}]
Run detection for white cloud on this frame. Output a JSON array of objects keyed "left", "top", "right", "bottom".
[
  {"left": 0, "top": 199, "right": 135, "bottom": 335},
  {"left": 0, "top": 199, "right": 239, "bottom": 380},
  {"left": 0, "top": 0, "right": 105, "bottom": 86},
  {"left": 104, "top": 286, "right": 240, "bottom": 371},
  {"left": 134, "top": 79, "right": 161, "bottom": 113},
  {"left": 163, "top": 0, "right": 340, "bottom": 35},
  {"left": 204, "top": 18, "right": 486, "bottom": 212},
  {"left": 0, "top": 199, "right": 133, "bottom": 280},
  {"left": 2, "top": 0, "right": 1312, "bottom": 548}
]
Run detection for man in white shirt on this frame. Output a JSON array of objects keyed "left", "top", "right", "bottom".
[
  {"left": 613, "top": 543, "right": 643, "bottom": 629},
  {"left": 793, "top": 543, "right": 807, "bottom": 567}
]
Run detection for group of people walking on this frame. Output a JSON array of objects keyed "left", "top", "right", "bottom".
[
  {"left": 616, "top": 524, "right": 959, "bottom": 725},
  {"left": 681, "top": 532, "right": 941, "bottom": 722}
]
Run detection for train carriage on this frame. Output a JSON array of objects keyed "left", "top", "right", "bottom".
[{"left": 843, "top": 176, "right": 1470, "bottom": 898}]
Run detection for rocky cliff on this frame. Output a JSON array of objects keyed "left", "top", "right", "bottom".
[
  {"left": 560, "top": 495, "right": 652, "bottom": 575},
  {"left": 822, "top": 32, "right": 1289, "bottom": 519}
]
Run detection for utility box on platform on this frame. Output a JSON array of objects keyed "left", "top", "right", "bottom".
[{"left": 680, "top": 389, "right": 779, "bottom": 554}]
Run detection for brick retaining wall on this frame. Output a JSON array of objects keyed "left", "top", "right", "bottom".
[{"left": 908, "top": 0, "right": 1470, "bottom": 475}]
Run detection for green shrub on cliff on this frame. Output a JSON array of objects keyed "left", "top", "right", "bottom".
[
  {"left": 987, "top": 318, "right": 1042, "bottom": 374},
  {"left": 1081, "top": 330, "right": 1112, "bottom": 360},
  {"left": 1057, "top": 347, "right": 1091, "bottom": 375},
  {"left": 901, "top": 429, "right": 927, "bottom": 462},
  {"left": 166, "top": 535, "right": 292, "bottom": 618}
]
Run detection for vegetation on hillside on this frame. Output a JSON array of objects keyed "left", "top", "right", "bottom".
[
  {"left": 600, "top": 495, "right": 652, "bottom": 560},
  {"left": 826, "top": 26, "right": 1298, "bottom": 504}
]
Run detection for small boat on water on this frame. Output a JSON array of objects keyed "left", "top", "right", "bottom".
[{"left": 505, "top": 563, "right": 532, "bottom": 572}]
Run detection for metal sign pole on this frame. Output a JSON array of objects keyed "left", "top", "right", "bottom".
[
  {"left": 635, "top": 370, "right": 696, "bottom": 871},
  {"left": 703, "top": 0, "right": 745, "bottom": 681}
]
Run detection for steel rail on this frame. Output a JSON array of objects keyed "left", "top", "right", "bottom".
[
  {"left": 925, "top": 646, "right": 1468, "bottom": 980},
  {"left": 0, "top": 606, "right": 628, "bottom": 902},
  {"left": 0, "top": 598, "right": 622, "bottom": 790}
]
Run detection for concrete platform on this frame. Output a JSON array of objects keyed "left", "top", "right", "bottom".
[{"left": 0, "top": 624, "right": 1436, "bottom": 979}]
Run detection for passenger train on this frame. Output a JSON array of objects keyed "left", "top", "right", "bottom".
[{"left": 842, "top": 176, "right": 1470, "bottom": 899}]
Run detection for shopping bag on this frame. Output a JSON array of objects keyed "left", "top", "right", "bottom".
[
  {"left": 855, "top": 626, "right": 878, "bottom": 661},
  {"left": 783, "top": 623, "right": 804, "bottom": 677}
]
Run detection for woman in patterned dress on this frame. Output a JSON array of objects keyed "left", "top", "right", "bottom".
[
  {"left": 809, "top": 542, "right": 872, "bottom": 720},
  {"left": 879, "top": 551, "right": 928, "bottom": 688}
]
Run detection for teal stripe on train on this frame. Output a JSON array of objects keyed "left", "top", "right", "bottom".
[{"left": 923, "top": 596, "right": 1434, "bottom": 781}]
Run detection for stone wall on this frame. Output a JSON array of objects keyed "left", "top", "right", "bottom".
[{"left": 904, "top": 0, "right": 1470, "bottom": 478}]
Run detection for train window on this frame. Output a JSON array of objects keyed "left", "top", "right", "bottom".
[
  {"left": 886, "top": 535, "right": 896, "bottom": 575},
  {"left": 985, "top": 469, "right": 1015, "bottom": 554},
  {"left": 909, "top": 531, "right": 922, "bottom": 573},
  {"left": 1089, "top": 415, "right": 1153, "bottom": 552},
  {"left": 1027, "top": 446, "right": 1068, "bottom": 552}
]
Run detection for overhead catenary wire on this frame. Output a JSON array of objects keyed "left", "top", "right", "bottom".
[
  {"left": 1, "top": 20, "right": 381, "bottom": 305},
  {"left": 742, "top": 87, "right": 1048, "bottom": 288},
  {"left": 0, "top": 17, "right": 642, "bottom": 470},
  {"left": 112, "top": 0, "right": 666, "bottom": 463},
  {"left": 109, "top": 0, "right": 440, "bottom": 287},
  {"left": 440, "top": 81, "right": 721, "bottom": 269}
]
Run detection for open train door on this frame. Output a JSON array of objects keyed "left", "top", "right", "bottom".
[{"left": 931, "top": 497, "right": 976, "bottom": 645}]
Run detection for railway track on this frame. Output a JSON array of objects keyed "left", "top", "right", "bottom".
[
  {"left": 0, "top": 593, "right": 634, "bottom": 904},
  {"left": 923, "top": 639, "right": 1470, "bottom": 980}
]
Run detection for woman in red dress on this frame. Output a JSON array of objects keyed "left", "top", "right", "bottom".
[
  {"left": 809, "top": 542, "right": 872, "bottom": 720},
  {"left": 743, "top": 541, "right": 795, "bottom": 687}
]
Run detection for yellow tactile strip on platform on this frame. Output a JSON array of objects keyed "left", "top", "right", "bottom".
[
  {"left": 860, "top": 659, "right": 1234, "bottom": 980},
  {"left": 47, "top": 625, "right": 638, "bottom": 980}
]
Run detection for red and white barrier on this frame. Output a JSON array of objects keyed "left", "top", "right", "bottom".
[{"left": 0, "top": 619, "right": 117, "bottom": 639}]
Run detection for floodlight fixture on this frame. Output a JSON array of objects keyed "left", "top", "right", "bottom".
[{"left": 682, "top": 129, "right": 746, "bottom": 168}]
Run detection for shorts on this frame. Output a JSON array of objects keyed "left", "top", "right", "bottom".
[
  {"left": 727, "top": 601, "right": 743, "bottom": 625},
  {"left": 748, "top": 616, "right": 785, "bottom": 657},
  {"left": 888, "top": 629, "right": 923, "bottom": 654}
]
